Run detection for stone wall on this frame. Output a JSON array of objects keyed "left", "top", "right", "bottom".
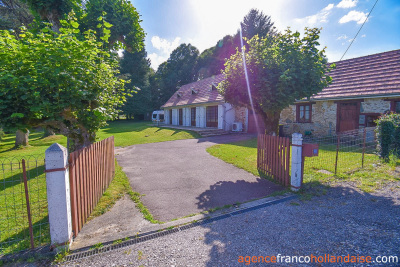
[
  {"left": 279, "top": 98, "right": 389, "bottom": 136},
  {"left": 360, "top": 98, "right": 390, "bottom": 113}
]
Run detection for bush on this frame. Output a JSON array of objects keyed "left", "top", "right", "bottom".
[{"left": 375, "top": 113, "right": 400, "bottom": 160}]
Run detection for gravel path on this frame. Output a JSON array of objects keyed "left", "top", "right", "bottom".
[{"left": 60, "top": 182, "right": 400, "bottom": 267}]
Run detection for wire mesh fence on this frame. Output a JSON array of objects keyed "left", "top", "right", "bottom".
[
  {"left": 0, "top": 155, "right": 49, "bottom": 256},
  {"left": 303, "top": 127, "right": 379, "bottom": 177}
]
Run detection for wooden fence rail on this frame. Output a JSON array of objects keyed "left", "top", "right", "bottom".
[
  {"left": 68, "top": 136, "right": 115, "bottom": 237},
  {"left": 257, "top": 134, "right": 290, "bottom": 187}
]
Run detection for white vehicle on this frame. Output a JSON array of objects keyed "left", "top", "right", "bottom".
[{"left": 152, "top": 110, "right": 164, "bottom": 124}]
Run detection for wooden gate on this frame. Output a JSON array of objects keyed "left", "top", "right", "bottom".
[
  {"left": 68, "top": 136, "right": 115, "bottom": 237},
  {"left": 257, "top": 134, "right": 290, "bottom": 186}
]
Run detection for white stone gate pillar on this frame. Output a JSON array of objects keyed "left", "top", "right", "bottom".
[
  {"left": 291, "top": 133, "right": 303, "bottom": 191},
  {"left": 45, "top": 143, "right": 72, "bottom": 250}
]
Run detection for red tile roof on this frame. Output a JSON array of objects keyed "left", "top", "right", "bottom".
[
  {"left": 312, "top": 49, "right": 400, "bottom": 100},
  {"left": 162, "top": 49, "right": 400, "bottom": 108},
  {"left": 161, "top": 74, "right": 225, "bottom": 108}
]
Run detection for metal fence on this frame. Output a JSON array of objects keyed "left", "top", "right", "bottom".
[
  {"left": 0, "top": 155, "right": 49, "bottom": 256},
  {"left": 303, "top": 127, "right": 379, "bottom": 176}
]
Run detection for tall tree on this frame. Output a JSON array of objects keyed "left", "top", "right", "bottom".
[
  {"left": 219, "top": 28, "right": 334, "bottom": 135},
  {"left": 0, "top": 19, "right": 128, "bottom": 151},
  {"left": 241, "top": 8, "right": 276, "bottom": 40},
  {"left": 119, "top": 49, "right": 152, "bottom": 119},
  {"left": 196, "top": 34, "right": 240, "bottom": 79},
  {"left": 0, "top": 0, "right": 34, "bottom": 31},
  {"left": 196, "top": 9, "right": 276, "bottom": 79},
  {"left": 155, "top": 43, "right": 199, "bottom": 105}
]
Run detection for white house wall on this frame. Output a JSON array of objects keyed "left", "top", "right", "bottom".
[
  {"left": 172, "top": 109, "right": 178, "bottom": 125},
  {"left": 218, "top": 105, "right": 224, "bottom": 129},
  {"left": 184, "top": 108, "right": 191, "bottom": 126},
  {"left": 164, "top": 109, "right": 170, "bottom": 124},
  {"left": 224, "top": 103, "right": 235, "bottom": 131}
]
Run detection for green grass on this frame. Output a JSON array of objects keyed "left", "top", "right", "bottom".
[
  {"left": 0, "top": 120, "right": 197, "bottom": 256},
  {"left": 97, "top": 121, "right": 201, "bottom": 147},
  {"left": 206, "top": 138, "right": 259, "bottom": 176},
  {"left": 0, "top": 154, "right": 50, "bottom": 255},
  {"left": 207, "top": 137, "right": 399, "bottom": 193},
  {"left": 0, "top": 130, "right": 67, "bottom": 159}
]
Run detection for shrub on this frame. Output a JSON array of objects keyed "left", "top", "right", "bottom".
[{"left": 375, "top": 113, "right": 400, "bottom": 160}]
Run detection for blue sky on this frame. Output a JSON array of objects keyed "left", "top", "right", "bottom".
[{"left": 130, "top": 0, "right": 400, "bottom": 70}]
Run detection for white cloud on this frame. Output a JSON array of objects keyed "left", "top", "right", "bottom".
[
  {"left": 337, "top": 34, "right": 348, "bottom": 40},
  {"left": 294, "top": 4, "right": 334, "bottom": 26},
  {"left": 339, "top": 10, "right": 368, "bottom": 24},
  {"left": 361, "top": 34, "right": 366, "bottom": 37},
  {"left": 148, "top": 36, "right": 182, "bottom": 69},
  {"left": 151, "top": 36, "right": 181, "bottom": 55},
  {"left": 148, "top": 53, "right": 168, "bottom": 70},
  {"left": 337, "top": 0, "right": 358, "bottom": 8}
]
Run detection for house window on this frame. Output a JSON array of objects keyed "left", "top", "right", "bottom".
[
  {"left": 394, "top": 101, "right": 400, "bottom": 113},
  {"left": 389, "top": 99, "right": 400, "bottom": 114},
  {"left": 296, "top": 104, "right": 312, "bottom": 123}
]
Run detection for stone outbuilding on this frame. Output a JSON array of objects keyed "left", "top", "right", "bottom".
[{"left": 280, "top": 49, "right": 400, "bottom": 136}]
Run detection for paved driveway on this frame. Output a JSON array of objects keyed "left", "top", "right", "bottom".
[{"left": 115, "top": 134, "right": 283, "bottom": 221}]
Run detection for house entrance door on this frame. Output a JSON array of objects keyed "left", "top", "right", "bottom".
[
  {"left": 337, "top": 102, "right": 359, "bottom": 132},
  {"left": 206, "top": 106, "right": 218, "bottom": 127},
  {"left": 179, "top": 109, "right": 183, "bottom": 125},
  {"left": 191, "top": 108, "right": 196, "bottom": 126}
]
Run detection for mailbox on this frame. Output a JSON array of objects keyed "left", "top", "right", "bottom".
[{"left": 302, "top": 143, "right": 319, "bottom": 157}]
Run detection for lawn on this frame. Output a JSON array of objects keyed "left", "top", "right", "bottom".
[
  {"left": 97, "top": 121, "right": 201, "bottom": 147},
  {"left": 0, "top": 120, "right": 199, "bottom": 256},
  {"left": 207, "top": 137, "right": 399, "bottom": 193}
]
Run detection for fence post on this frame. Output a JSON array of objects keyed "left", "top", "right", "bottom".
[
  {"left": 45, "top": 143, "right": 72, "bottom": 251},
  {"left": 291, "top": 133, "right": 303, "bottom": 191}
]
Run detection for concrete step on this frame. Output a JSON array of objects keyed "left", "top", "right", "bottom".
[{"left": 199, "top": 130, "right": 230, "bottom": 137}]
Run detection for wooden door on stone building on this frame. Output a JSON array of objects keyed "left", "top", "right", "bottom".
[{"left": 337, "top": 102, "right": 360, "bottom": 132}]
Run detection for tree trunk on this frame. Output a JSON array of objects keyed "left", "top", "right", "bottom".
[
  {"left": 68, "top": 131, "right": 96, "bottom": 152},
  {"left": 261, "top": 111, "right": 281, "bottom": 135},
  {"left": 15, "top": 129, "right": 29, "bottom": 147},
  {"left": 43, "top": 128, "right": 55, "bottom": 137}
]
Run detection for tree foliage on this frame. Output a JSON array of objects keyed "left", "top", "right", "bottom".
[
  {"left": 196, "top": 34, "right": 240, "bottom": 79},
  {"left": 0, "top": 18, "right": 127, "bottom": 151},
  {"left": 0, "top": 0, "right": 34, "bottom": 31},
  {"left": 219, "top": 28, "right": 334, "bottom": 134},
  {"left": 23, "top": 0, "right": 144, "bottom": 51},
  {"left": 196, "top": 9, "right": 276, "bottom": 79},
  {"left": 241, "top": 8, "right": 276, "bottom": 40},
  {"left": 23, "top": 0, "right": 81, "bottom": 31},
  {"left": 119, "top": 49, "right": 153, "bottom": 119},
  {"left": 152, "top": 43, "right": 199, "bottom": 106},
  {"left": 81, "top": 0, "right": 145, "bottom": 51}
]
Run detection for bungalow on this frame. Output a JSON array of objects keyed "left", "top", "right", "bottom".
[
  {"left": 280, "top": 49, "right": 400, "bottom": 136},
  {"left": 161, "top": 74, "right": 251, "bottom": 132}
]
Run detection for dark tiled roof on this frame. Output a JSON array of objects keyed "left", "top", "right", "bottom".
[
  {"left": 161, "top": 74, "right": 225, "bottom": 108},
  {"left": 312, "top": 49, "right": 400, "bottom": 100}
]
